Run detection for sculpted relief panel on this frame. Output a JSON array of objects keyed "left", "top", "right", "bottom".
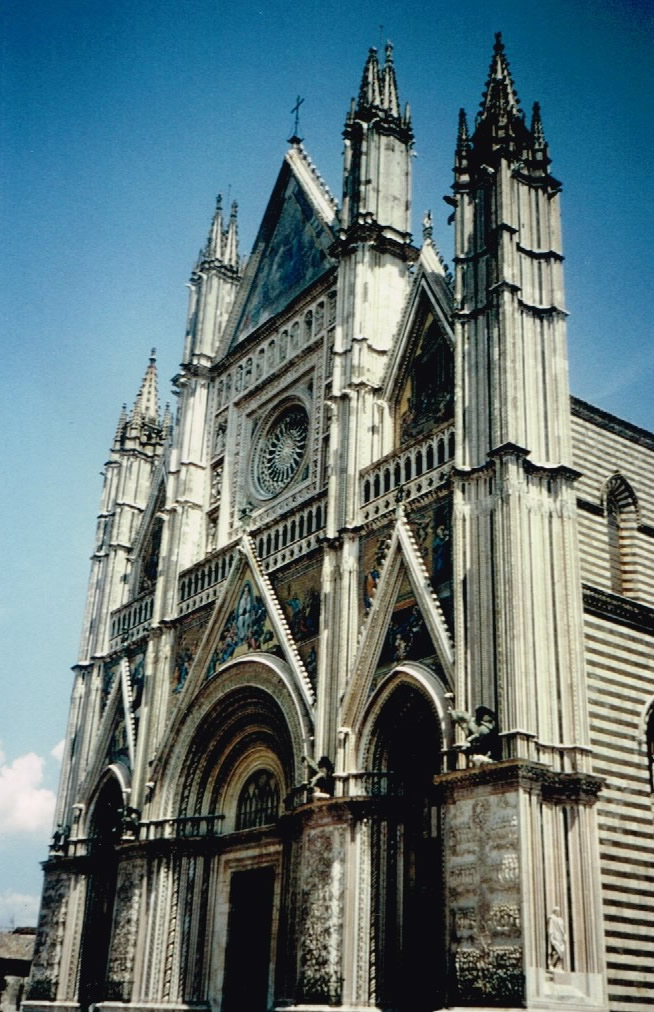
[
  {"left": 445, "top": 792, "right": 524, "bottom": 1004},
  {"left": 297, "top": 825, "right": 345, "bottom": 1005},
  {"left": 26, "top": 869, "right": 70, "bottom": 1001}
]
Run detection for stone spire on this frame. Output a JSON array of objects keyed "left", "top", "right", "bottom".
[
  {"left": 473, "top": 32, "right": 528, "bottom": 158},
  {"left": 478, "top": 32, "right": 521, "bottom": 123}
]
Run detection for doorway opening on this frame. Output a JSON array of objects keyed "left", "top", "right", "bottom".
[{"left": 221, "top": 866, "right": 275, "bottom": 1011}]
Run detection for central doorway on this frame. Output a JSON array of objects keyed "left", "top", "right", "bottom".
[{"left": 222, "top": 866, "right": 275, "bottom": 1011}]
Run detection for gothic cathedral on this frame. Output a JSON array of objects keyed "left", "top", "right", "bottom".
[{"left": 25, "top": 36, "right": 654, "bottom": 1012}]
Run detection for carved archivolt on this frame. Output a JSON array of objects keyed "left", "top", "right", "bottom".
[
  {"left": 356, "top": 661, "right": 452, "bottom": 772},
  {"left": 156, "top": 657, "right": 311, "bottom": 820}
]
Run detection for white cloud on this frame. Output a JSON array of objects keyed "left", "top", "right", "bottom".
[
  {"left": 0, "top": 890, "right": 40, "bottom": 929},
  {"left": 51, "top": 740, "right": 65, "bottom": 763},
  {"left": 0, "top": 750, "right": 56, "bottom": 835}
]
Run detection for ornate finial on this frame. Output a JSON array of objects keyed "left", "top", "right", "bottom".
[
  {"left": 385, "top": 40, "right": 394, "bottom": 64},
  {"left": 150, "top": 347, "right": 156, "bottom": 362}
]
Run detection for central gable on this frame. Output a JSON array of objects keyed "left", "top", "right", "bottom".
[{"left": 228, "top": 159, "right": 337, "bottom": 349}]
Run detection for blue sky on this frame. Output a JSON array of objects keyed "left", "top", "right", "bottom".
[{"left": 1, "top": 0, "right": 652, "bottom": 926}]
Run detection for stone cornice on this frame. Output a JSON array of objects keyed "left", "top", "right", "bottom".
[
  {"left": 330, "top": 224, "right": 418, "bottom": 262},
  {"left": 433, "top": 758, "right": 603, "bottom": 804},
  {"left": 583, "top": 583, "right": 654, "bottom": 635},
  {"left": 571, "top": 396, "right": 654, "bottom": 449}
]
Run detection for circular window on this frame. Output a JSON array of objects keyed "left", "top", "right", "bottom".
[{"left": 253, "top": 402, "right": 309, "bottom": 499}]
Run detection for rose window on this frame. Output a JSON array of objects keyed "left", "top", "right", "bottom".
[{"left": 253, "top": 403, "right": 309, "bottom": 498}]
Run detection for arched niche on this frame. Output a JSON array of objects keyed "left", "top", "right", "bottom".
[{"left": 602, "top": 472, "right": 640, "bottom": 597}]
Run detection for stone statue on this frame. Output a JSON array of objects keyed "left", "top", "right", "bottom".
[
  {"left": 50, "top": 823, "right": 69, "bottom": 852},
  {"left": 304, "top": 754, "right": 334, "bottom": 798},
  {"left": 450, "top": 705, "right": 500, "bottom": 762},
  {"left": 547, "top": 906, "right": 566, "bottom": 970},
  {"left": 120, "top": 805, "right": 140, "bottom": 838}
]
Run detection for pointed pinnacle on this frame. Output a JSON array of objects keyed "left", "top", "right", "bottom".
[
  {"left": 531, "top": 101, "right": 546, "bottom": 147},
  {"left": 358, "top": 47, "right": 382, "bottom": 109},
  {"left": 162, "top": 402, "right": 173, "bottom": 438},
  {"left": 382, "top": 40, "right": 400, "bottom": 116},
  {"left": 457, "top": 108, "right": 470, "bottom": 149},
  {"left": 112, "top": 403, "right": 128, "bottom": 450},
  {"left": 224, "top": 199, "right": 239, "bottom": 269},
  {"left": 132, "top": 350, "right": 160, "bottom": 423},
  {"left": 204, "top": 193, "right": 224, "bottom": 260},
  {"left": 479, "top": 31, "right": 521, "bottom": 125}
]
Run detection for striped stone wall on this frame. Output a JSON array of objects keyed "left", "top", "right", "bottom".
[{"left": 572, "top": 398, "right": 654, "bottom": 1009}]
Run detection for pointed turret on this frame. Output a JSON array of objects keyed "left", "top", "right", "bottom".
[
  {"left": 449, "top": 43, "right": 608, "bottom": 1007},
  {"left": 340, "top": 42, "right": 413, "bottom": 240},
  {"left": 183, "top": 192, "right": 242, "bottom": 364},
  {"left": 470, "top": 32, "right": 529, "bottom": 161}
]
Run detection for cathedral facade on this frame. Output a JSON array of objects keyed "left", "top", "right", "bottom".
[{"left": 25, "top": 37, "right": 654, "bottom": 1012}]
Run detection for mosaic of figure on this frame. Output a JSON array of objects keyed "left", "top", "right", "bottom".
[
  {"left": 208, "top": 582, "right": 273, "bottom": 674},
  {"left": 173, "top": 648, "right": 194, "bottom": 693},
  {"left": 363, "top": 538, "right": 390, "bottom": 611},
  {"left": 285, "top": 586, "right": 320, "bottom": 641}
]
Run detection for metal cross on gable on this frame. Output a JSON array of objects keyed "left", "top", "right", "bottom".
[{"left": 289, "top": 95, "right": 304, "bottom": 142}]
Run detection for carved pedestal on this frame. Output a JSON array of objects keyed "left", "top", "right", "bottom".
[{"left": 435, "top": 760, "right": 608, "bottom": 1011}]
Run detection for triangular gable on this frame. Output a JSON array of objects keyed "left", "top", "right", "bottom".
[
  {"left": 383, "top": 250, "right": 454, "bottom": 410},
  {"left": 169, "top": 536, "right": 315, "bottom": 714},
  {"left": 342, "top": 507, "right": 453, "bottom": 731},
  {"left": 220, "top": 148, "right": 338, "bottom": 353}
]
